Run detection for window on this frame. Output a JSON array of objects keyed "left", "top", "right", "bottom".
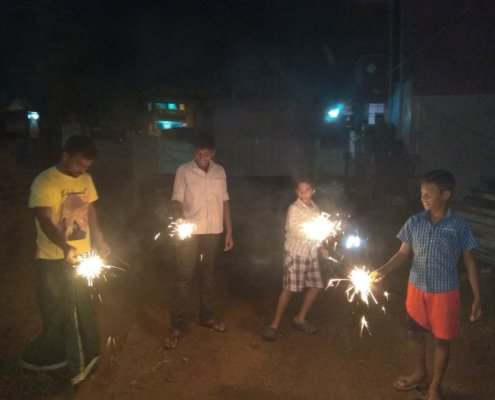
[{"left": 368, "top": 103, "right": 385, "bottom": 125}]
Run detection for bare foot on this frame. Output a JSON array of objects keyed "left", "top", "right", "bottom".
[
  {"left": 393, "top": 372, "right": 428, "bottom": 391},
  {"left": 164, "top": 328, "right": 182, "bottom": 349}
]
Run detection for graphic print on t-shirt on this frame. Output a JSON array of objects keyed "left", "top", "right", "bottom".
[{"left": 58, "top": 188, "right": 89, "bottom": 242}]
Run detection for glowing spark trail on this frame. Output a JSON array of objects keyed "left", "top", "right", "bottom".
[
  {"left": 327, "top": 266, "right": 388, "bottom": 335},
  {"left": 75, "top": 252, "right": 113, "bottom": 286},
  {"left": 360, "top": 316, "right": 370, "bottom": 336},
  {"left": 168, "top": 219, "right": 196, "bottom": 240},
  {"left": 327, "top": 266, "right": 378, "bottom": 305},
  {"left": 302, "top": 212, "right": 342, "bottom": 244}
]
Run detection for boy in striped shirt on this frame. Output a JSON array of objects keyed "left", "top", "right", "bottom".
[{"left": 373, "top": 170, "right": 481, "bottom": 400}]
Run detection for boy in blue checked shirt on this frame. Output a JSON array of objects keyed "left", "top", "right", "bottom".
[
  {"left": 372, "top": 170, "right": 481, "bottom": 400},
  {"left": 263, "top": 179, "right": 324, "bottom": 341}
]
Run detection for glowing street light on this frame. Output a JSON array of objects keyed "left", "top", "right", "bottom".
[{"left": 325, "top": 104, "right": 344, "bottom": 122}]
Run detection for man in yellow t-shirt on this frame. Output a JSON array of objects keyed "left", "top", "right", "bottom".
[{"left": 19, "top": 135, "right": 111, "bottom": 386}]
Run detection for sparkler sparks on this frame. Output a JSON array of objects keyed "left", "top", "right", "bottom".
[
  {"left": 168, "top": 219, "right": 196, "bottom": 240},
  {"left": 75, "top": 252, "right": 113, "bottom": 286},
  {"left": 302, "top": 212, "right": 342, "bottom": 243},
  {"left": 360, "top": 316, "right": 370, "bottom": 336},
  {"left": 327, "top": 266, "right": 388, "bottom": 335},
  {"left": 327, "top": 266, "right": 378, "bottom": 305}
]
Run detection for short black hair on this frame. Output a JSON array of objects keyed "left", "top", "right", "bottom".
[
  {"left": 420, "top": 169, "right": 456, "bottom": 195},
  {"left": 292, "top": 176, "right": 315, "bottom": 189},
  {"left": 193, "top": 133, "right": 216, "bottom": 150},
  {"left": 63, "top": 135, "right": 98, "bottom": 160}
]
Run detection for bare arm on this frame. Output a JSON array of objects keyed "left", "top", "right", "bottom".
[
  {"left": 88, "top": 203, "right": 111, "bottom": 257},
  {"left": 463, "top": 250, "right": 481, "bottom": 321},
  {"left": 223, "top": 200, "right": 234, "bottom": 251},
  {"left": 372, "top": 242, "right": 411, "bottom": 280},
  {"left": 33, "top": 207, "right": 77, "bottom": 263}
]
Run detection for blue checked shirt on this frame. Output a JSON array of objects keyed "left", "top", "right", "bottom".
[
  {"left": 284, "top": 199, "right": 321, "bottom": 258},
  {"left": 397, "top": 209, "right": 478, "bottom": 293}
]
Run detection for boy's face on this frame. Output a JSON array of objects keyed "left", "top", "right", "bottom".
[
  {"left": 420, "top": 182, "right": 451, "bottom": 212},
  {"left": 193, "top": 147, "right": 215, "bottom": 171},
  {"left": 296, "top": 182, "right": 315, "bottom": 205}
]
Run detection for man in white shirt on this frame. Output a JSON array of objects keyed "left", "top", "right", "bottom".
[{"left": 165, "top": 134, "right": 234, "bottom": 349}]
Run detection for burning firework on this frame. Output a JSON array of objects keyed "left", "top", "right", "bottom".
[
  {"left": 360, "top": 316, "right": 370, "bottom": 336},
  {"left": 302, "top": 212, "right": 342, "bottom": 243},
  {"left": 168, "top": 219, "right": 196, "bottom": 240},
  {"left": 75, "top": 252, "right": 114, "bottom": 286},
  {"left": 327, "top": 266, "right": 389, "bottom": 335},
  {"left": 327, "top": 266, "right": 378, "bottom": 305}
]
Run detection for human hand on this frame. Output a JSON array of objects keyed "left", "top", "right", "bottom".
[
  {"left": 64, "top": 245, "right": 78, "bottom": 264},
  {"left": 470, "top": 299, "right": 482, "bottom": 322},
  {"left": 224, "top": 233, "right": 234, "bottom": 251},
  {"left": 370, "top": 269, "right": 385, "bottom": 283}
]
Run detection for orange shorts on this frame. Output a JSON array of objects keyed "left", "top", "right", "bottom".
[{"left": 405, "top": 282, "right": 460, "bottom": 340}]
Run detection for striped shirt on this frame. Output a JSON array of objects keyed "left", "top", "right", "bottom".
[
  {"left": 397, "top": 209, "right": 478, "bottom": 293},
  {"left": 284, "top": 199, "right": 321, "bottom": 258}
]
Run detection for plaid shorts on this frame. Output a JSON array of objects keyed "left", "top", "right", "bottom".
[{"left": 283, "top": 252, "right": 324, "bottom": 292}]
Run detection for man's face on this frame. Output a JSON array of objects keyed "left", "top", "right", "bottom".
[
  {"left": 63, "top": 153, "right": 94, "bottom": 178},
  {"left": 193, "top": 147, "right": 215, "bottom": 171},
  {"left": 420, "top": 182, "right": 450, "bottom": 212}
]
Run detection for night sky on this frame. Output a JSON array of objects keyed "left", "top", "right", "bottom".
[{"left": 1, "top": 0, "right": 494, "bottom": 116}]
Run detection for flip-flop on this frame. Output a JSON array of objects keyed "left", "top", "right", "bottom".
[
  {"left": 262, "top": 326, "right": 278, "bottom": 341},
  {"left": 393, "top": 376, "right": 428, "bottom": 391},
  {"left": 292, "top": 320, "right": 317, "bottom": 334},
  {"left": 200, "top": 319, "right": 227, "bottom": 332}
]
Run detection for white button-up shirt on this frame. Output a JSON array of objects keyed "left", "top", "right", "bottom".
[
  {"left": 171, "top": 160, "right": 230, "bottom": 234},
  {"left": 284, "top": 199, "right": 321, "bottom": 258}
]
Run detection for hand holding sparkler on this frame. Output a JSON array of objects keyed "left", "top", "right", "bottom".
[
  {"left": 302, "top": 212, "right": 342, "bottom": 244},
  {"left": 63, "top": 244, "right": 78, "bottom": 264},
  {"left": 370, "top": 269, "right": 385, "bottom": 283},
  {"left": 169, "top": 218, "right": 197, "bottom": 240},
  {"left": 74, "top": 252, "right": 112, "bottom": 286}
]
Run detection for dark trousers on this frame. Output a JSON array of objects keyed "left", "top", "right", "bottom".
[
  {"left": 21, "top": 259, "right": 100, "bottom": 379},
  {"left": 171, "top": 234, "right": 221, "bottom": 328}
]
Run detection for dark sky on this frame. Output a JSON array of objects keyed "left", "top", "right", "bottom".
[{"left": 1, "top": 0, "right": 493, "bottom": 114}]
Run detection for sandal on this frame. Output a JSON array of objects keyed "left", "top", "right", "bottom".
[
  {"left": 164, "top": 328, "right": 182, "bottom": 349},
  {"left": 292, "top": 320, "right": 317, "bottom": 334},
  {"left": 200, "top": 319, "right": 227, "bottom": 333},
  {"left": 262, "top": 326, "right": 278, "bottom": 341}
]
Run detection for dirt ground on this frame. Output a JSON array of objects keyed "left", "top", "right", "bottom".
[{"left": 1, "top": 176, "right": 494, "bottom": 400}]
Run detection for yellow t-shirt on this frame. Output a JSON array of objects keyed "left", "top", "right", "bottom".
[{"left": 29, "top": 166, "right": 98, "bottom": 259}]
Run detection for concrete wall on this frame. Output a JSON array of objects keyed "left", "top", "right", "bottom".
[
  {"left": 213, "top": 99, "right": 313, "bottom": 177},
  {"left": 409, "top": 95, "right": 495, "bottom": 199}
]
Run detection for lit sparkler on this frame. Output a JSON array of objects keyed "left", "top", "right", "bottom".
[
  {"left": 302, "top": 212, "right": 342, "bottom": 243},
  {"left": 168, "top": 219, "right": 196, "bottom": 240},
  {"left": 327, "top": 266, "right": 378, "bottom": 305},
  {"left": 75, "top": 252, "right": 113, "bottom": 286},
  {"left": 327, "top": 266, "right": 388, "bottom": 335}
]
